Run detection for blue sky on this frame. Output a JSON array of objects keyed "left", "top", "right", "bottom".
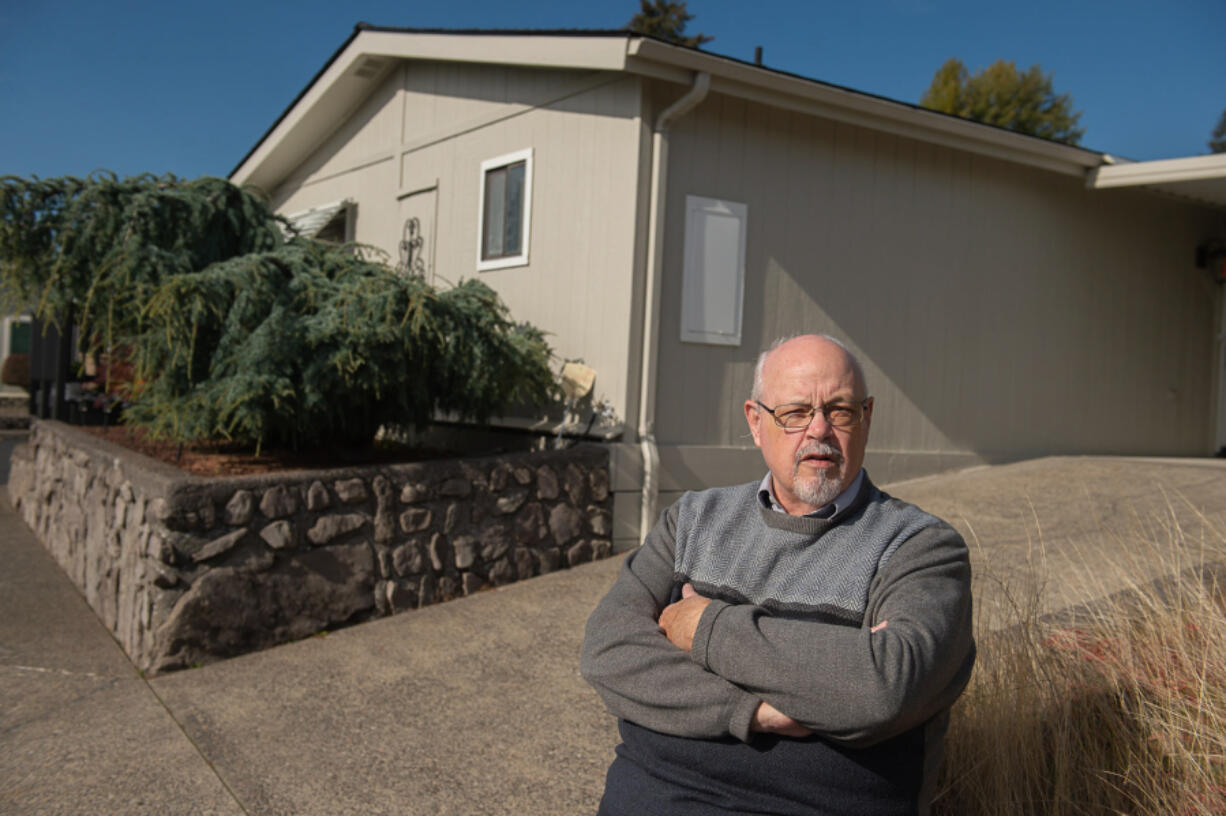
[{"left": 2, "top": 0, "right": 1222, "bottom": 181}]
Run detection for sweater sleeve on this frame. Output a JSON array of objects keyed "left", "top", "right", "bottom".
[
  {"left": 688, "top": 523, "right": 975, "bottom": 747},
  {"left": 580, "top": 502, "right": 762, "bottom": 741}
]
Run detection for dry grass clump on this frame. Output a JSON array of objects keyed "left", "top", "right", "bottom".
[{"left": 933, "top": 522, "right": 1226, "bottom": 815}]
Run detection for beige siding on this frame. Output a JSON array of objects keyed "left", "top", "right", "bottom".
[
  {"left": 400, "top": 63, "right": 603, "bottom": 145},
  {"left": 653, "top": 86, "right": 1223, "bottom": 467},
  {"left": 271, "top": 64, "right": 646, "bottom": 426}
]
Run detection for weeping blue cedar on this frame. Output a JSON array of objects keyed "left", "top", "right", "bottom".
[{"left": 0, "top": 172, "right": 557, "bottom": 451}]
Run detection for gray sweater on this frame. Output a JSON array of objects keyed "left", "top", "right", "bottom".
[{"left": 581, "top": 473, "right": 975, "bottom": 815}]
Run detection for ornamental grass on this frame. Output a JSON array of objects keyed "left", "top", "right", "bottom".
[{"left": 932, "top": 508, "right": 1226, "bottom": 815}]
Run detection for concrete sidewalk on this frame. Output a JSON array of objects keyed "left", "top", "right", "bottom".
[{"left": 2, "top": 454, "right": 1224, "bottom": 815}]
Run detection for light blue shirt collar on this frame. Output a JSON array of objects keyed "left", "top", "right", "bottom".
[{"left": 757, "top": 468, "right": 865, "bottom": 519}]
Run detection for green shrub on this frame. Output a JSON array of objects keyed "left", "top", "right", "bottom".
[
  {"left": 127, "top": 239, "right": 556, "bottom": 450},
  {"left": 0, "top": 172, "right": 557, "bottom": 450}
]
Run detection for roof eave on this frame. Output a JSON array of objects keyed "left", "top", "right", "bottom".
[
  {"left": 624, "top": 37, "right": 1102, "bottom": 178},
  {"left": 231, "top": 28, "right": 1109, "bottom": 196}
]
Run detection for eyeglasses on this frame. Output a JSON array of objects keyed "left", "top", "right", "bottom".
[{"left": 755, "top": 398, "right": 871, "bottom": 430}]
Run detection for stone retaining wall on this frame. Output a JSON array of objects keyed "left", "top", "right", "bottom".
[{"left": 8, "top": 420, "right": 612, "bottom": 674}]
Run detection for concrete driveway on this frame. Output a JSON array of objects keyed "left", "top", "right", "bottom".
[{"left": 2, "top": 454, "right": 1224, "bottom": 815}]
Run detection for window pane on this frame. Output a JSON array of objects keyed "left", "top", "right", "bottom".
[
  {"left": 503, "top": 161, "right": 525, "bottom": 257},
  {"left": 483, "top": 167, "right": 507, "bottom": 259}
]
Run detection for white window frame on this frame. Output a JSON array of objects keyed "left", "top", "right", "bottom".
[
  {"left": 680, "top": 195, "right": 747, "bottom": 347},
  {"left": 476, "top": 148, "right": 533, "bottom": 272}
]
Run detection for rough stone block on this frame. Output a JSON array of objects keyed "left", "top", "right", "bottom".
[
  {"left": 589, "top": 467, "right": 610, "bottom": 502},
  {"left": 376, "top": 547, "right": 393, "bottom": 578},
  {"left": 372, "top": 475, "right": 392, "bottom": 502},
  {"left": 563, "top": 464, "right": 586, "bottom": 506},
  {"left": 536, "top": 548, "right": 562, "bottom": 575},
  {"left": 149, "top": 562, "right": 180, "bottom": 589},
  {"left": 427, "top": 533, "right": 452, "bottom": 573},
  {"left": 549, "top": 504, "right": 583, "bottom": 545},
  {"left": 462, "top": 572, "right": 485, "bottom": 596},
  {"left": 307, "top": 513, "right": 366, "bottom": 546},
  {"left": 517, "top": 503, "right": 549, "bottom": 545},
  {"left": 334, "top": 478, "right": 367, "bottom": 504},
  {"left": 387, "top": 580, "right": 417, "bottom": 613},
  {"left": 479, "top": 525, "right": 510, "bottom": 562},
  {"left": 496, "top": 488, "right": 528, "bottom": 515},
  {"left": 567, "top": 539, "right": 594, "bottom": 567},
  {"left": 512, "top": 467, "right": 532, "bottom": 486},
  {"left": 306, "top": 481, "right": 330, "bottom": 511},
  {"left": 374, "top": 580, "right": 391, "bottom": 617},
  {"left": 193, "top": 529, "right": 250, "bottom": 563},
  {"left": 417, "top": 574, "right": 436, "bottom": 607},
  {"left": 259, "top": 520, "right": 295, "bottom": 551},
  {"left": 399, "top": 507, "right": 432, "bottom": 534},
  {"left": 437, "top": 575, "right": 458, "bottom": 601},
  {"left": 150, "top": 533, "right": 176, "bottom": 565},
  {"left": 444, "top": 502, "right": 463, "bottom": 534},
  {"left": 226, "top": 490, "right": 254, "bottom": 526},
  {"left": 488, "top": 557, "right": 516, "bottom": 586},
  {"left": 513, "top": 547, "right": 534, "bottom": 580},
  {"left": 399, "top": 482, "right": 428, "bottom": 504},
  {"left": 536, "top": 466, "right": 559, "bottom": 500},
  {"left": 587, "top": 506, "right": 613, "bottom": 537},
  {"left": 148, "top": 498, "right": 170, "bottom": 524},
  {"left": 152, "top": 542, "right": 377, "bottom": 672},
  {"left": 374, "top": 513, "right": 396, "bottom": 544},
  {"left": 453, "top": 536, "right": 478, "bottom": 570},
  {"left": 392, "top": 541, "right": 424, "bottom": 576},
  {"left": 489, "top": 463, "right": 510, "bottom": 492},
  {"left": 260, "top": 485, "right": 298, "bottom": 519}
]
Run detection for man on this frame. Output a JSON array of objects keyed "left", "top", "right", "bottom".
[{"left": 581, "top": 334, "right": 974, "bottom": 816}]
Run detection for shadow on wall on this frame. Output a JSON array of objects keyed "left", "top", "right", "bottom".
[{"left": 657, "top": 114, "right": 1218, "bottom": 458}]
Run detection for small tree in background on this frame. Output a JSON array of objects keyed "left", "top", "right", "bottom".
[
  {"left": 627, "top": 0, "right": 713, "bottom": 48},
  {"left": 1210, "top": 109, "right": 1226, "bottom": 154},
  {"left": 920, "top": 57, "right": 1085, "bottom": 146},
  {"left": 0, "top": 172, "right": 557, "bottom": 452}
]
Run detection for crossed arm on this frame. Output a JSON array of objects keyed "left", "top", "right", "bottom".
[
  {"left": 579, "top": 503, "right": 975, "bottom": 746},
  {"left": 659, "top": 583, "right": 812, "bottom": 737}
]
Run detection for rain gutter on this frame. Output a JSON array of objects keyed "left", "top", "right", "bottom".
[{"left": 636, "top": 70, "right": 710, "bottom": 543}]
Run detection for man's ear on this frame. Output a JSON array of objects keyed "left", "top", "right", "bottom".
[
  {"left": 744, "top": 400, "right": 763, "bottom": 447},
  {"left": 862, "top": 397, "right": 874, "bottom": 434}
]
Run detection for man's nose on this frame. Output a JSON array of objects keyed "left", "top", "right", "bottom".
[{"left": 804, "top": 411, "right": 833, "bottom": 439}]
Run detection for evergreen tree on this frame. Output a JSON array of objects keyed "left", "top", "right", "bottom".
[
  {"left": 627, "top": 0, "right": 713, "bottom": 48},
  {"left": 0, "top": 172, "right": 558, "bottom": 451},
  {"left": 920, "top": 58, "right": 1085, "bottom": 146},
  {"left": 1210, "top": 109, "right": 1226, "bottom": 154}
]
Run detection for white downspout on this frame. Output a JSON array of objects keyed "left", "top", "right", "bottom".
[{"left": 637, "top": 71, "right": 710, "bottom": 543}]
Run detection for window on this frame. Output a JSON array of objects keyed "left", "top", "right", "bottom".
[
  {"left": 680, "top": 195, "right": 747, "bottom": 346},
  {"left": 477, "top": 148, "right": 533, "bottom": 271}
]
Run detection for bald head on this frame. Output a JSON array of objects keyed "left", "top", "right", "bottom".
[
  {"left": 751, "top": 335, "right": 867, "bottom": 403},
  {"left": 744, "top": 334, "right": 874, "bottom": 515}
]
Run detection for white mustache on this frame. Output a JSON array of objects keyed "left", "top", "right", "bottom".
[{"left": 795, "top": 443, "right": 842, "bottom": 469}]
